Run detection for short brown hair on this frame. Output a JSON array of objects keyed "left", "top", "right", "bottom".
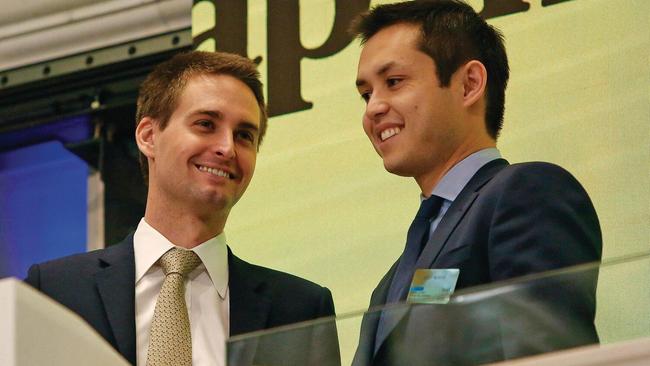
[
  {"left": 135, "top": 51, "right": 268, "bottom": 182},
  {"left": 351, "top": 0, "right": 509, "bottom": 139}
]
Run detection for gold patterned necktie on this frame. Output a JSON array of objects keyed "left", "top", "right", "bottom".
[{"left": 146, "top": 248, "right": 202, "bottom": 366}]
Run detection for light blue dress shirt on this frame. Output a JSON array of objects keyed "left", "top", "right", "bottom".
[{"left": 425, "top": 148, "right": 503, "bottom": 238}]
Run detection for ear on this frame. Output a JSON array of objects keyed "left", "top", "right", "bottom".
[
  {"left": 460, "top": 60, "right": 487, "bottom": 108},
  {"left": 135, "top": 117, "right": 156, "bottom": 159}
]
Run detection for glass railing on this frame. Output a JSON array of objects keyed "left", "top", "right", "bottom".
[{"left": 227, "top": 251, "right": 650, "bottom": 365}]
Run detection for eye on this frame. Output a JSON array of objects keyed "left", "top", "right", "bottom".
[
  {"left": 196, "top": 120, "right": 214, "bottom": 130},
  {"left": 236, "top": 130, "right": 255, "bottom": 143},
  {"left": 386, "top": 77, "right": 402, "bottom": 87},
  {"left": 359, "top": 91, "right": 372, "bottom": 103}
]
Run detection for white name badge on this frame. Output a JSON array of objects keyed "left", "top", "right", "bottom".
[{"left": 407, "top": 268, "right": 460, "bottom": 304}]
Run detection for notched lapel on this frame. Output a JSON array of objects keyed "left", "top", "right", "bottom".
[
  {"left": 417, "top": 159, "right": 509, "bottom": 269},
  {"left": 94, "top": 237, "right": 136, "bottom": 365},
  {"left": 364, "top": 260, "right": 411, "bottom": 360},
  {"left": 228, "top": 249, "right": 272, "bottom": 336},
  {"left": 370, "top": 259, "right": 400, "bottom": 307},
  {"left": 416, "top": 192, "right": 480, "bottom": 269},
  {"left": 369, "top": 160, "right": 509, "bottom": 363},
  {"left": 227, "top": 249, "right": 272, "bottom": 366}
]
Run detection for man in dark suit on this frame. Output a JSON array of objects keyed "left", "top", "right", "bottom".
[
  {"left": 351, "top": 1, "right": 602, "bottom": 365},
  {"left": 26, "top": 51, "right": 338, "bottom": 366}
]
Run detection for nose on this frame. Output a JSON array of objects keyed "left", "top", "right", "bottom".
[
  {"left": 213, "top": 130, "right": 235, "bottom": 159},
  {"left": 365, "top": 94, "right": 389, "bottom": 121}
]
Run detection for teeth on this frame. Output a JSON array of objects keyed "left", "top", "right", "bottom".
[
  {"left": 198, "top": 165, "right": 230, "bottom": 178},
  {"left": 380, "top": 127, "right": 401, "bottom": 141}
]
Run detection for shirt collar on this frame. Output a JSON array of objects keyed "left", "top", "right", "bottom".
[
  {"left": 427, "top": 147, "right": 502, "bottom": 202},
  {"left": 133, "top": 218, "right": 229, "bottom": 298}
]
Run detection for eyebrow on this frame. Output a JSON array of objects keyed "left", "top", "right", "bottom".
[
  {"left": 355, "top": 61, "right": 397, "bottom": 87},
  {"left": 238, "top": 121, "right": 260, "bottom": 133},
  {"left": 193, "top": 109, "right": 260, "bottom": 132},
  {"left": 194, "top": 110, "right": 222, "bottom": 119}
]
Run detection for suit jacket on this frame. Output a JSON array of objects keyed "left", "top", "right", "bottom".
[
  {"left": 25, "top": 235, "right": 339, "bottom": 365},
  {"left": 354, "top": 159, "right": 602, "bottom": 366}
]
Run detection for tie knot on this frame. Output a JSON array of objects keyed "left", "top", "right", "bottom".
[
  {"left": 159, "top": 248, "right": 202, "bottom": 276},
  {"left": 416, "top": 195, "right": 443, "bottom": 219}
]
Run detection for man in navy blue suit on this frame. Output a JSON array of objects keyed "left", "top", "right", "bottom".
[
  {"left": 351, "top": 1, "right": 602, "bottom": 365},
  {"left": 26, "top": 51, "right": 337, "bottom": 365}
]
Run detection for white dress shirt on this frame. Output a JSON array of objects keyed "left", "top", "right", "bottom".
[{"left": 133, "top": 219, "right": 229, "bottom": 366}]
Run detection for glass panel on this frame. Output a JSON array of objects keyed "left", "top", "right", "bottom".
[{"left": 227, "top": 252, "right": 650, "bottom": 365}]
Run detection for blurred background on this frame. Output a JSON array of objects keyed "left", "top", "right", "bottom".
[{"left": 1, "top": 0, "right": 648, "bottom": 359}]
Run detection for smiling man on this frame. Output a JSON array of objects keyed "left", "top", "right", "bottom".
[
  {"left": 25, "top": 51, "right": 337, "bottom": 366},
  {"left": 351, "top": 1, "right": 602, "bottom": 365}
]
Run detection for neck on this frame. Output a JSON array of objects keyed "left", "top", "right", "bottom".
[
  {"left": 144, "top": 196, "right": 229, "bottom": 249},
  {"left": 416, "top": 137, "right": 496, "bottom": 197}
]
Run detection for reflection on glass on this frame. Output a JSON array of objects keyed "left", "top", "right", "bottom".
[{"left": 227, "top": 252, "right": 650, "bottom": 366}]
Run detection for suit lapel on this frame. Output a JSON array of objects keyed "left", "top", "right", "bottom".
[
  {"left": 356, "top": 259, "right": 404, "bottom": 362},
  {"left": 416, "top": 159, "right": 509, "bottom": 269},
  {"left": 370, "top": 160, "right": 509, "bottom": 360},
  {"left": 227, "top": 249, "right": 272, "bottom": 366},
  {"left": 228, "top": 248, "right": 272, "bottom": 336},
  {"left": 370, "top": 260, "right": 399, "bottom": 307},
  {"left": 94, "top": 235, "right": 136, "bottom": 365}
]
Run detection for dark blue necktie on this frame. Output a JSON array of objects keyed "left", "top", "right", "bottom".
[{"left": 374, "top": 195, "right": 444, "bottom": 353}]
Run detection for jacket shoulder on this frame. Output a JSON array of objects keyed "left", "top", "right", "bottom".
[
  {"left": 25, "top": 239, "right": 132, "bottom": 289},
  {"left": 232, "top": 253, "right": 329, "bottom": 295},
  {"left": 500, "top": 161, "right": 576, "bottom": 178},
  {"left": 486, "top": 161, "right": 588, "bottom": 193}
]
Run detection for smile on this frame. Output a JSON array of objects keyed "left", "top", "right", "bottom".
[
  {"left": 197, "top": 165, "right": 233, "bottom": 179},
  {"left": 380, "top": 127, "right": 401, "bottom": 141}
]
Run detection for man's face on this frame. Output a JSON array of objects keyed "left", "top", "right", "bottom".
[
  {"left": 356, "top": 23, "right": 466, "bottom": 185},
  {"left": 147, "top": 74, "right": 260, "bottom": 213}
]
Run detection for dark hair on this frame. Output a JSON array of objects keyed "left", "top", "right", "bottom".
[
  {"left": 135, "top": 50, "right": 268, "bottom": 182},
  {"left": 351, "top": 0, "right": 509, "bottom": 139}
]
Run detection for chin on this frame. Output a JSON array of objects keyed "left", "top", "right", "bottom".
[
  {"left": 209, "top": 192, "right": 236, "bottom": 208},
  {"left": 384, "top": 151, "right": 429, "bottom": 178},
  {"left": 189, "top": 188, "right": 230, "bottom": 209},
  {"left": 382, "top": 159, "right": 412, "bottom": 178}
]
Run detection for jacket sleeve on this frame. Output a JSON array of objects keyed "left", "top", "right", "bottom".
[{"left": 24, "top": 263, "right": 42, "bottom": 289}]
